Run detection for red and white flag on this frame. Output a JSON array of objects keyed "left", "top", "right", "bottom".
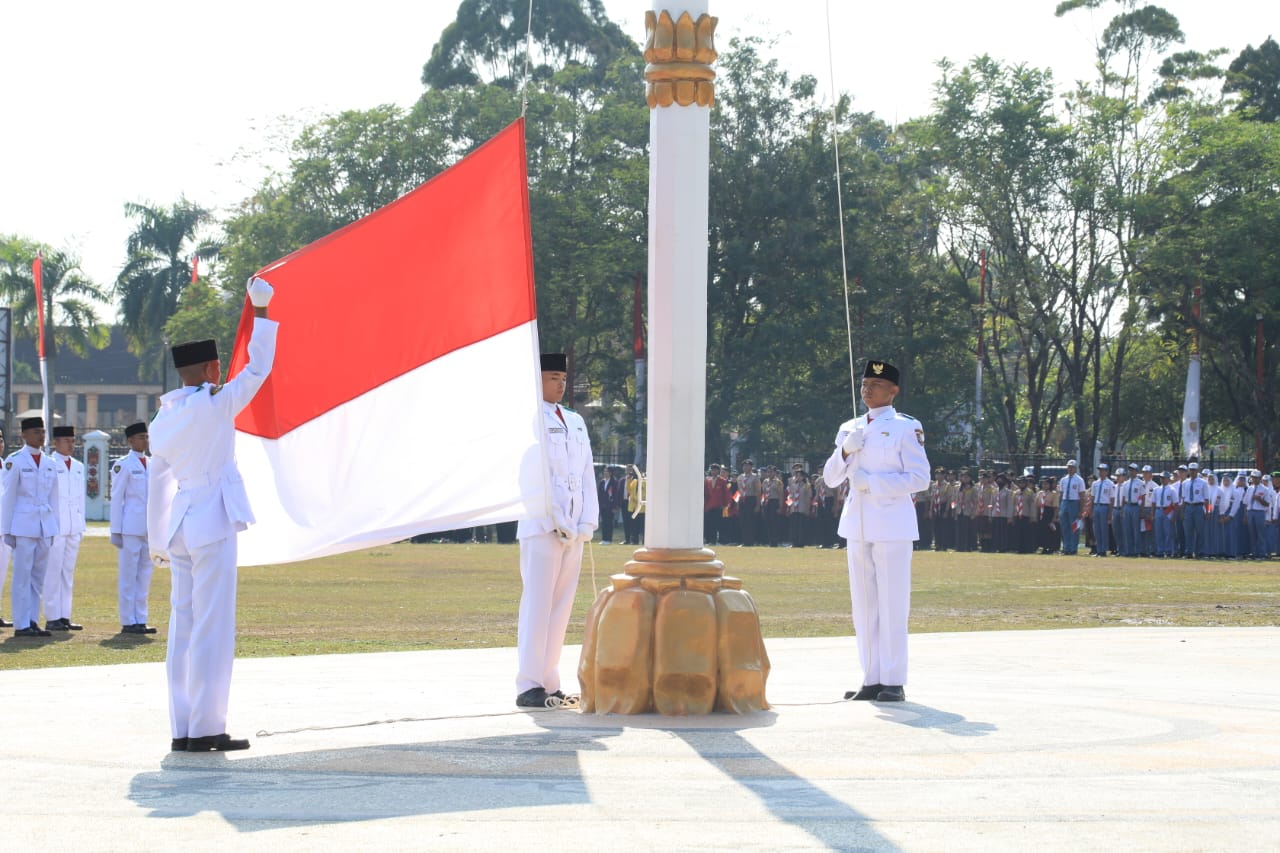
[{"left": 228, "top": 120, "right": 549, "bottom": 566}]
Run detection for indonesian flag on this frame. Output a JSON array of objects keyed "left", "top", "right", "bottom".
[{"left": 228, "top": 119, "right": 549, "bottom": 566}]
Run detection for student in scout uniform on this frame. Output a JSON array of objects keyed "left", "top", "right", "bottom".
[
  {"left": 111, "top": 422, "right": 157, "bottom": 634},
  {"left": 44, "top": 425, "right": 86, "bottom": 631},
  {"left": 1, "top": 417, "right": 60, "bottom": 637}
]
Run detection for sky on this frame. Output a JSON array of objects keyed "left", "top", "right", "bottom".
[{"left": 0, "top": 0, "right": 1269, "bottom": 304}]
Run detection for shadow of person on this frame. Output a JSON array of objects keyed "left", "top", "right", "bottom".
[
  {"left": 127, "top": 712, "right": 615, "bottom": 827},
  {"left": 98, "top": 633, "right": 157, "bottom": 649},
  {"left": 874, "top": 702, "right": 997, "bottom": 737}
]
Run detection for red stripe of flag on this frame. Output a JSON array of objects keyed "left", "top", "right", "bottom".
[
  {"left": 33, "top": 251, "right": 45, "bottom": 359},
  {"left": 229, "top": 119, "right": 537, "bottom": 440}
]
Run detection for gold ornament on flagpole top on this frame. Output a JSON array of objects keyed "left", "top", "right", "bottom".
[{"left": 644, "top": 10, "right": 718, "bottom": 108}]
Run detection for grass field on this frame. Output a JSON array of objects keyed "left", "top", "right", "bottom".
[{"left": 2, "top": 528, "right": 1277, "bottom": 670}]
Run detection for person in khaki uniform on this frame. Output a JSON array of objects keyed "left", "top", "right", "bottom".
[{"left": 823, "top": 360, "right": 930, "bottom": 704}]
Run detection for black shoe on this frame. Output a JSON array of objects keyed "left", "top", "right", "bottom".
[
  {"left": 186, "top": 734, "right": 250, "bottom": 752},
  {"left": 171, "top": 738, "right": 189, "bottom": 751},
  {"left": 516, "top": 687, "right": 549, "bottom": 708},
  {"left": 14, "top": 627, "right": 51, "bottom": 637},
  {"left": 843, "top": 683, "right": 883, "bottom": 701},
  {"left": 139, "top": 624, "right": 158, "bottom": 634},
  {"left": 875, "top": 685, "right": 906, "bottom": 702},
  {"left": 0, "top": 618, "right": 11, "bottom": 628},
  {"left": 66, "top": 619, "right": 83, "bottom": 631},
  {"left": 46, "top": 619, "right": 68, "bottom": 631}
]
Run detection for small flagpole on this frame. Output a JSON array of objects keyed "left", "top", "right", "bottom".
[{"left": 33, "top": 250, "right": 50, "bottom": 447}]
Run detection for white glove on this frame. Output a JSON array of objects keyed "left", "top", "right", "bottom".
[
  {"left": 110, "top": 533, "right": 124, "bottom": 548},
  {"left": 2, "top": 534, "right": 14, "bottom": 548},
  {"left": 841, "top": 428, "right": 866, "bottom": 455},
  {"left": 247, "top": 276, "right": 274, "bottom": 307},
  {"left": 851, "top": 468, "right": 871, "bottom": 494},
  {"left": 576, "top": 525, "right": 595, "bottom": 543}
]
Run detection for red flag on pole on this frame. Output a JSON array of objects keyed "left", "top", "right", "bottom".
[
  {"left": 226, "top": 119, "right": 550, "bottom": 566},
  {"left": 191, "top": 255, "right": 199, "bottom": 284},
  {"left": 33, "top": 251, "right": 45, "bottom": 359}
]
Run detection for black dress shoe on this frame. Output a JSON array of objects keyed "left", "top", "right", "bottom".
[
  {"left": 0, "top": 618, "right": 11, "bottom": 628},
  {"left": 186, "top": 734, "right": 250, "bottom": 752},
  {"left": 516, "top": 687, "right": 549, "bottom": 708},
  {"left": 15, "top": 626, "right": 53, "bottom": 638},
  {"left": 139, "top": 624, "right": 158, "bottom": 634},
  {"left": 875, "top": 685, "right": 906, "bottom": 702},
  {"left": 844, "top": 683, "right": 883, "bottom": 701},
  {"left": 47, "top": 619, "right": 73, "bottom": 631},
  {"left": 66, "top": 619, "right": 83, "bottom": 630},
  {"left": 171, "top": 737, "right": 189, "bottom": 751},
  {"left": 122, "top": 624, "right": 142, "bottom": 634}
]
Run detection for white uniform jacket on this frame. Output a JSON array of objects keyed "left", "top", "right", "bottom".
[
  {"left": 110, "top": 451, "right": 150, "bottom": 538},
  {"left": 147, "top": 317, "right": 278, "bottom": 554},
  {"left": 822, "top": 406, "right": 931, "bottom": 543},
  {"left": 1, "top": 445, "right": 61, "bottom": 539},
  {"left": 517, "top": 401, "right": 599, "bottom": 539},
  {"left": 51, "top": 452, "right": 87, "bottom": 536}
]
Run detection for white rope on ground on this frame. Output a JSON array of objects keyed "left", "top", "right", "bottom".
[{"left": 825, "top": 0, "right": 858, "bottom": 417}]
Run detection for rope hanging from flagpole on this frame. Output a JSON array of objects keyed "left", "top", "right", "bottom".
[
  {"left": 824, "top": 0, "right": 858, "bottom": 417},
  {"left": 520, "top": 0, "right": 535, "bottom": 117}
]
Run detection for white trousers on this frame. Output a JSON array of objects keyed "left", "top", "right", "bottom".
[
  {"left": 0, "top": 539, "right": 10, "bottom": 621},
  {"left": 846, "top": 539, "right": 913, "bottom": 687},
  {"left": 166, "top": 527, "right": 238, "bottom": 739},
  {"left": 43, "top": 532, "right": 83, "bottom": 622},
  {"left": 516, "top": 532, "right": 583, "bottom": 693},
  {"left": 117, "top": 534, "right": 154, "bottom": 626},
  {"left": 11, "top": 536, "right": 52, "bottom": 630}
]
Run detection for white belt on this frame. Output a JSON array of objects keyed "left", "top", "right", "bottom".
[{"left": 553, "top": 475, "right": 583, "bottom": 492}]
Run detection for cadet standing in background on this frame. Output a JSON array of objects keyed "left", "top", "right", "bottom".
[
  {"left": 44, "top": 425, "right": 86, "bottom": 631},
  {"left": 112, "top": 422, "right": 157, "bottom": 634},
  {"left": 2, "top": 417, "right": 60, "bottom": 637}
]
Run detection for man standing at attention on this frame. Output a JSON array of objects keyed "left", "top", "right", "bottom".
[
  {"left": 148, "top": 276, "right": 276, "bottom": 752},
  {"left": 112, "top": 422, "right": 157, "bottom": 634},
  {"left": 516, "top": 353, "right": 598, "bottom": 708},
  {"left": 736, "top": 459, "right": 762, "bottom": 546},
  {"left": 2, "top": 417, "right": 60, "bottom": 637},
  {"left": 823, "top": 360, "right": 930, "bottom": 703},
  {"left": 1057, "top": 459, "right": 1086, "bottom": 555},
  {"left": 44, "top": 425, "right": 86, "bottom": 631}
]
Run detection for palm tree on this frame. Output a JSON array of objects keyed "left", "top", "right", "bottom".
[
  {"left": 0, "top": 237, "right": 110, "bottom": 425},
  {"left": 115, "top": 198, "right": 221, "bottom": 372}
]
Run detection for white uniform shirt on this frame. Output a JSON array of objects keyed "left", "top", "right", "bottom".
[
  {"left": 822, "top": 406, "right": 931, "bottom": 542},
  {"left": 147, "top": 317, "right": 278, "bottom": 553},
  {"left": 51, "top": 451, "right": 87, "bottom": 536},
  {"left": 1058, "top": 473, "right": 1085, "bottom": 502},
  {"left": 1, "top": 445, "right": 61, "bottom": 539},
  {"left": 1092, "top": 477, "right": 1115, "bottom": 509},
  {"left": 517, "top": 401, "right": 599, "bottom": 539},
  {"left": 1181, "top": 477, "right": 1209, "bottom": 507},
  {"left": 110, "top": 450, "right": 150, "bottom": 538}
]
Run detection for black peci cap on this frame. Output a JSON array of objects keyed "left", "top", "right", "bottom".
[
  {"left": 862, "top": 359, "right": 900, "bottom": 385},
  {"left": 540, "top": 352, "right": 568, "bottom": 372},
  {"left": 171, "top": 339, "right": 218, "bottom": 368},
  {"left": 124, "top": 422, "right": 148, "bottom": 439}
]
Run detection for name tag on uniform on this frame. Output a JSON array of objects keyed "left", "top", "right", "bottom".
[{"left": 548, "top": 426, "right": 567, "bottom": 434}]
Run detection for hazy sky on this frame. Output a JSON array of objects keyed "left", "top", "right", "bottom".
[{"left": 0, "top": 0, "right": 1268, "bottom": 299}]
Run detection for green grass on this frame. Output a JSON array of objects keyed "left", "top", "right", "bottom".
[{"left": 2, "top": 530, "right": 1277, "bottom": 670}]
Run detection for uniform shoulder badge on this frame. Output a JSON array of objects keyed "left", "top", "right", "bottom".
[
  {"left": 209, "top": 384, "right": 223, "bottom": 396},
  {"left": 3, "top": 462, "right": 9, "bottom": 470},
  {"left": 915, "top": 428, "right": 926, "bottom": 446},
  {"left": 113, "top": 464, "right": 122, "bottom": 474}
]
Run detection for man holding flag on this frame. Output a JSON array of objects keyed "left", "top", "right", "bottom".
[{"left": 148, "top": 277, "right": 276, "bottom": 752}]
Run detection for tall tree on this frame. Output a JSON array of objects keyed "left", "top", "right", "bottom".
[
  {"left": 0, "top": 238, "right": 109, "bottom": 420},
  {"left": 1224, "top": 37, "right": 1280, "bottom": 122},
  {"left": 115, "top": 198, "right": 219, "bottom": 379}
]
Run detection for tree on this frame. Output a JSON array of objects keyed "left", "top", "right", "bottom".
[
  {"left": 1224, "top": 37, "right": 1280, "bottom": 122},
  {"left": 115, "top": 198, "right": 220, "bottom": 380},
  {"left": 0, "top": 237, "right": 109, "bottom": 419}
]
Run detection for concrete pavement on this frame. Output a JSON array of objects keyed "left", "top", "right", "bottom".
[{"left": 3, "top": 627, "right": 1278, "bottom": 851}]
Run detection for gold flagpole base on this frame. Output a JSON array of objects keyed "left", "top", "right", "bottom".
[{"left": 577, "top": 547, "right": 770, "bottom": 715}]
